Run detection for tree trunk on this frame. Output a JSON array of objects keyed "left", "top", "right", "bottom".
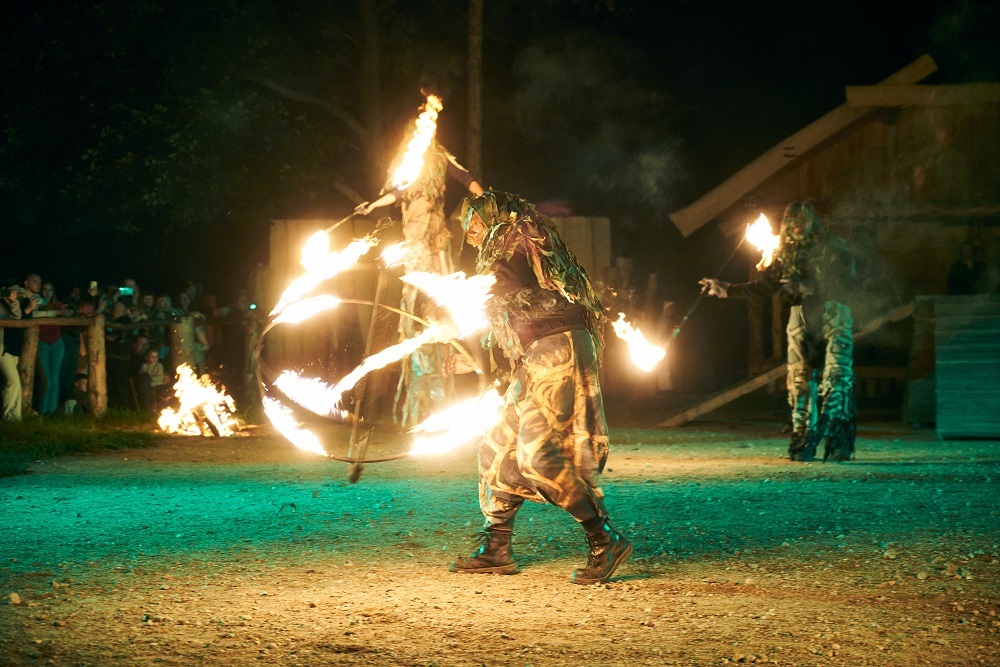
[{"left": 466, "top": 0, "right": 484, "bottom": 179}]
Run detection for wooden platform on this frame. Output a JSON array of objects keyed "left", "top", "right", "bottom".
[{"left": 935, "top": 294, "right": 1000, "bottom": 439}]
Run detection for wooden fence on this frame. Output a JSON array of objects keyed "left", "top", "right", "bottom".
[{"left": 0, "top": 315, "right": 202, "bottom": 418}]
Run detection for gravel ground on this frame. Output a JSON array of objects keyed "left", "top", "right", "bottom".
[{"left": 1, "top": 402, "right": 998, "bottom": 666}]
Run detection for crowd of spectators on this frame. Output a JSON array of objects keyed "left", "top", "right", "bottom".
[{"left": 0, "top": 273, "right": 259, "bottom": 421}]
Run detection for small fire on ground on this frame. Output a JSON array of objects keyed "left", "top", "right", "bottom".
[{"left": 158, "top": 364, "right": 242, "bottom": 437}]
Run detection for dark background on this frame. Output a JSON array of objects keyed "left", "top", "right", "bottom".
[{"left": 1, "top": 0, "right": 996, "bottom": 387}]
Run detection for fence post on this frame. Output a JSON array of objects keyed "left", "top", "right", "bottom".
[
  {"left": 18, "top": 326, "right": 39, "bottom": 413},
  {"left": 87, "top": 315, "right": 107, "bottom": 417},
  {"left": 170, "top": 316, "right": 195, "bottom": 372}
]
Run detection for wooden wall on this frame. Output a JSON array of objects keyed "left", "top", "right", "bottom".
[
  {"left": 549, "top": 216, "right": 613, "bottom": 280},
  {"left": 710, "top": 99, "right": 1000, "bottom": 391}
]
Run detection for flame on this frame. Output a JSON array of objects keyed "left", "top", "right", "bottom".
[
  {"left": 274, "top": 370, "right": 350, "bottom": 421},
  {"left": 746, "top": 213, "right": 780, "bottom": 270},
  {"left": 262, "top": 397, "right": 327, "bottom": 456},
  {"left": 380, "top": 242, "right": 411, "bottom": 268},
  {"left": 272, "top": 295, "right": 341, "bottom": 325},
  {"left": 409, "top": 387, "right": 504, "bottom": 456},
  {"left": 400, "top": 271, "right": 496, "bottom": 337},
  {"left": 611, "top": 313, "right": 666, "bottom": 372},
  {"left": 157, "top": 364, "right": 240, "bottom": 436},
  {"left": 390, "top": 94, "right": 444, "bottom": 191},
  {"left": 271, "top": 234, "right": 377, "bottom": 318},
  {"left": 261, "top": 225, "right": 509, "bottom": 460}
]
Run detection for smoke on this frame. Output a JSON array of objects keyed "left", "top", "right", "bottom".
[{"left": 511, "top": 32, "right": 687, "bottom": 221}]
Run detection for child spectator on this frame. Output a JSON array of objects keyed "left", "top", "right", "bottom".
[
  {"left": 137, "top": 348, "right": 167, "bottom": 411},
  {"left": 63, "top": 373, "right": 91, "bottom": 415}
]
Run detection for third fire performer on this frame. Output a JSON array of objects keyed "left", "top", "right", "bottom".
[{"left": 700, "top": 201, "right": 857, "bottom": 462}]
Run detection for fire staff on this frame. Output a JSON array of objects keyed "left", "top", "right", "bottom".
[
  {"left": 700, "top": 201, "right": 857, "bottom": 462},
  {"left": 355, "top": 95, "right": 484, "bottom": 427},
  {"left": 446, "top": 190, "right": 631, "bottom": 585}
]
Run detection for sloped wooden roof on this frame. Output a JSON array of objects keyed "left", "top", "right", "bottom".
[{"left": 670, "top": 54, "right": 939, "bottom": 238}]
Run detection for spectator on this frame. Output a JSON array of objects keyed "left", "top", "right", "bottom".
[
  {"left": 947, "top": 242, "right": 986, "bottom": 295},
  {"left": 189, "top": 311, "right": 210, "bottom": 374},
  {"left": 218, "top": 292, "right": 254, "bottom": 400},
  {"left": 175, "top": 291, "right": 191, "bottom": 316},
  {"left": 106, "top": 301, "right": 134, "bottom": 410},
  {"left": 63, "top": 373, "right": 91, "bottom": 415},
  {"left": 118, "top": 277, "right": 140, "bottom": 311},
  {"left": 137, "top": 348, "right": 166, "bottom": 411},
  {"left": 36, "top": 279, "right": 68, "bottom": 415},
  {"left": 0, "top": 281, "right": 38, "bottom": 420}
]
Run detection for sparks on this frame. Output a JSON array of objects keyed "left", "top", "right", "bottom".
[
  {"left": 746, "top": 213, "right": 780, "bottom": 270},
  {"left": 611, "top": 313, "right": 666, "bottom": 372},
  {"left": 390, "top": 94, "right": 444, "bottom": 191}
]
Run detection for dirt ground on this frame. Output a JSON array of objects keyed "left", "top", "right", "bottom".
[{"left": 1, "top": 395, "right": 998, "bottom": 667}]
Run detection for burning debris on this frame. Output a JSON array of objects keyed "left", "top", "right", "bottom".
[{"left": 157, "top": 364, "right": 241, "bottom": 437}]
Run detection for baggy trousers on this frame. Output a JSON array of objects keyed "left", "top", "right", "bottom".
[
  {"left": 786, "top": 302, "right": 855, "bottom": 435},
  {"left": 478, "top": 329, "right": 609, "bottom": 528}
]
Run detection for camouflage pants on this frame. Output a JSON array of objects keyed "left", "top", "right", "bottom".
[
  {"left": 478, "top": 329, "right": 610, "bottom": 528},
  {"left": 786, "top": 302, "right": 855, "bottom": 434}
]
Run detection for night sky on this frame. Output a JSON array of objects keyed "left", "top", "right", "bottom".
[{"left": 1, "top": 0, "right": 996, "bottom": 307}]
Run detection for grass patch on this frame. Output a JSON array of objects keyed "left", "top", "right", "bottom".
[{"left": 0, "top": 409, "right": 157, "bottom": 477}]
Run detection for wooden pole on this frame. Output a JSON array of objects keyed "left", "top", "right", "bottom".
[
  {"left": 170, "top": 316, "right": 195, "bottom": 372},
  {"left": 467, "top": 0, "right": 484, "bottom": 178},
  {"left": 18, "top": 326, "right": 39, "bottom": 413},
  {"left": 86, "top": 315, "right": 107, "bottom": 417}
]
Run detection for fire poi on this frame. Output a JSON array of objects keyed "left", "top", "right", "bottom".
[
  {"left": 611, "top": 313, "right": 666, "bottom": 372},
  {"left": 745, "top": 212, "right": 780, "bottom": 269}
]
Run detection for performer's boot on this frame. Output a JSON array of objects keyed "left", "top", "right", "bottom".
[
  {"left": 449, "top": 526, "right": 518, "bottom": 575},
  {"left": 788, "top": 429, "right": 817, "bottom": 462},
  {"left": 822, "top": 417, "right": 856, "bottom": 462},
  {"left": 571, "top": 520, "right": 632, "bottom": 585}
]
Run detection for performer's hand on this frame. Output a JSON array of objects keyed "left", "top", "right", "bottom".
[
  {"left": 699, "top": 278, "right": 728, "bottom": 298},
  {"left": 443, "top": 354, "right": 476, "bottom": 375},
  {"left": 354, "top": 201, "right": 372, "bottom": 215}
]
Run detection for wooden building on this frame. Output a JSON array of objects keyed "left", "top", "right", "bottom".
[{"left": 664, "top": 54, "right": 1000, "bottom": 432}]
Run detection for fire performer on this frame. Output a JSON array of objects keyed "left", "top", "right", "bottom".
[
  {"left": 354, "top": 93, "right": 484, "bottom": 427},
  {"left": 699, "top": 201, "right": 857, "bottom": 462},
  {"left": 445, "top": 190, "right": 631, "bottom": 584}
]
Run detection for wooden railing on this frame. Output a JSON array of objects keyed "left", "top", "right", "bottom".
[{"left": 0, "top": 316, "right": 197, "bottom": 418}]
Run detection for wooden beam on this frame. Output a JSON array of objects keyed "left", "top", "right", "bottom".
[
  {"left": 670, "top": 54, "right": 938, "bottom": 238},
  {"left": 657, "top": 302, "right": 916, "bottom": 427},
  {"left": 846, "top": 83, "right": 1000, "bottom": 107}
]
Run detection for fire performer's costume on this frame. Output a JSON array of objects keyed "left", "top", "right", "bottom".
[
  {"left": 702, "top": 201, "right": 857, "bottom": 462},
  {"left": 449, "top": 190, "right": 631, "bottom": 584},
  {"left": 358, "top": 137, "right": 483, "bottom": 427}
]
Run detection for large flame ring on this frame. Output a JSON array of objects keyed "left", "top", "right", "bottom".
[{"left": 254, "top": 299, "right": 488, "bottom": 464}]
